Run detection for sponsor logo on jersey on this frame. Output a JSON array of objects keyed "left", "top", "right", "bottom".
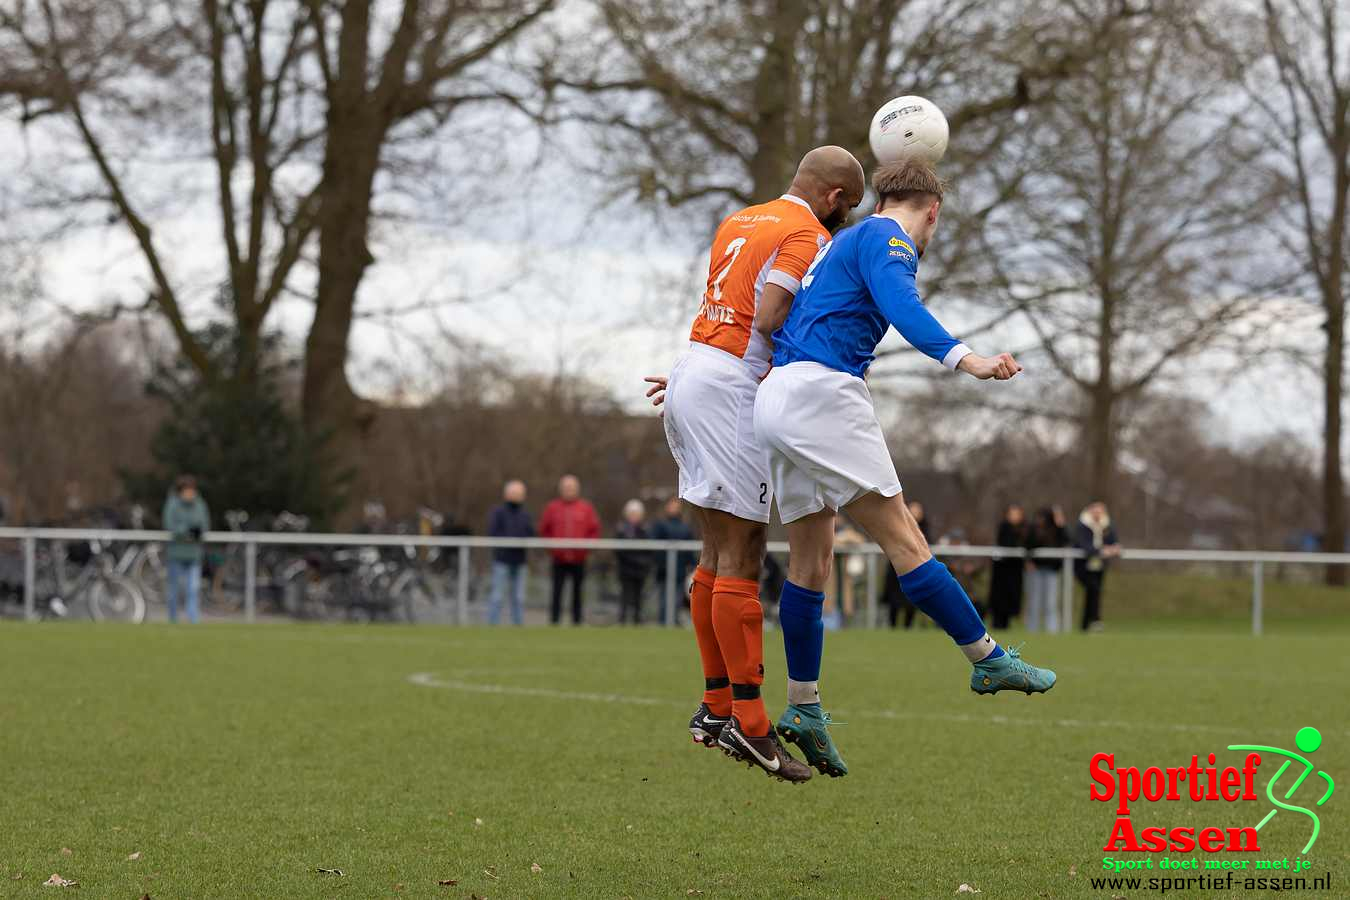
[{"left": 888, "top": 236, "right": 914, "bottom": 252}]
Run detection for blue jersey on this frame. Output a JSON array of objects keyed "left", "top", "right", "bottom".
[{"left": 771, "top": 215, "right": 970, "bottom": 378}]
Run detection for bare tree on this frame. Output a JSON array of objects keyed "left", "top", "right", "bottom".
[
  {"left": 546, "top": 0, "right": 1149, "bottom": 216},
  {"left": 0, "top": 0, "right": 554, "bottom": 493},
  {"left": 984, "top": 0, "right": 1278, "bottom": 503},
  {"left": 1227, "top": 0, "right": 1350, "bottom": 574}
]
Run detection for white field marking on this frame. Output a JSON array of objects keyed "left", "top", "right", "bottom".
[
  {"left": 406, "top": 672, "right": 673, "bottom": 706},
  {"left": 407, "top": 673, "right": 1350, "bottom": 737}
]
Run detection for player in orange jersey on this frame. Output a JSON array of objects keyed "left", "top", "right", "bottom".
[{"left": 646, "top": 147, "right": 864, "bottom": 783}]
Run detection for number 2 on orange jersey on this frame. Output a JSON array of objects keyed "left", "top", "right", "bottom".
[{"left": 710, "top": 237, "right": 748, "bottom": 301}]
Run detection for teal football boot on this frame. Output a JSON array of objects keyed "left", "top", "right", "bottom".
[
  {"left": 971, "top": 644, "right": 1057, "bottom": 695},
  {"left": 776, "top": 703, "right": 847, "bottom": 777}
]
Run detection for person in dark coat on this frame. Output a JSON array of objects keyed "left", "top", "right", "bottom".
[
  {"left": 883, "top": 500, "right": 931, "bottom": 628},
  {"left": 1074, "top": 501, "right": 1121, "bottom": 631},
  {"left": 614, "top": 499, "right": 652, "bottom": 624},
  {"left": 647, "top": 496, "right": 696, "bottom": 625},
  {"left": 1024, "top": 505, "right": 1068, "bottom": 632},
  {"left": 486, "top": 480, "right": 534, "bottom": 625},
  {"left": 988, "top": 503, "right": 1026, "bottom": 629}
]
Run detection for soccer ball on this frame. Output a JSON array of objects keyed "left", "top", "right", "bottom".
[{"left": 869, "top": 96, "right": 949, "bottom": 166}]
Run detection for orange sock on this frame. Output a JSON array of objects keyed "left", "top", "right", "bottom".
[
  {"left": 710, "top": 576, "right": 769, "bottom": 736},
  {"left": 690, "top": 567, "right": 730, "bottom": 715}
]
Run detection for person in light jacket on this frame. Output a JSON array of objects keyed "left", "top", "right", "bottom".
[
  {"left": 1074, "top": 501, "right": 1121, "bottom": 631},
  {"left": 162, "top": 475, "right": 210, "bottom": 623}
]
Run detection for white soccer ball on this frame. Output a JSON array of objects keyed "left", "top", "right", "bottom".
[{"left": 869, "top": 96, "right": 949, "bottom": 166}]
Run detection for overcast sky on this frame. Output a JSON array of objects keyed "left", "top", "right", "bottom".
[{"left": 0, "top": 112, "right": 1325, "bottom": 456}]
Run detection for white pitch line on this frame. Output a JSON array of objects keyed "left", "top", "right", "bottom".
[
  {"left": 407, "top": 672, "right": 673, "bottom": 707},
  {"left": 407, "top": 672, "right": 1347, "bottom": 738}
]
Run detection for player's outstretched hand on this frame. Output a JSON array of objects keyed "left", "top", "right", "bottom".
[
  {"left": 644, "top": 375, "right": 668, "bottom": 417},
  {"left": 958, "top": 352, "right": 1022, "bottom": 381}
]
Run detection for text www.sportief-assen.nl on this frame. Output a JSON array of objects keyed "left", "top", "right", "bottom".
[{"left": 1089, "top": 872, "right": 1332, "bottom": 893}]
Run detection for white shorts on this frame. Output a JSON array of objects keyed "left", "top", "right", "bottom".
[
  {"left": 664, "top": 343, "right": 772, "bottom": 524},
  {"left": 753, "top": 361, "right": 902, "bottom": 523}
]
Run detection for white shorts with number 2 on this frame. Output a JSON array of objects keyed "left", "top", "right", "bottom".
[{"left": 663, "top": 343, "right": 772, "bottom": 524}]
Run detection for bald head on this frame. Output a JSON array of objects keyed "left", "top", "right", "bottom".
[{"left": 788, "top": 146, "right": 865, "bottom": 230}]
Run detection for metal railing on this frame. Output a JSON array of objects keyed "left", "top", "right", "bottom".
[{"left": 2, "top": 526, "right": 1348, "bottom": 633}]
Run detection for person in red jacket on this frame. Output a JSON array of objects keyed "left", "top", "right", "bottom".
[{"left": 538, "top": 474, "right": 601, "bottom": 624}]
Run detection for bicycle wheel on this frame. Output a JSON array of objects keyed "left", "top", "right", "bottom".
[
  {"left": 86, "top": 575, "right": 147, "bottom": 623},
  {"left": 394, "top": 571, "right": 439, "bottom": 624},
  {"left": 130, "top": 549, "right": 165, "bottom": 606}
]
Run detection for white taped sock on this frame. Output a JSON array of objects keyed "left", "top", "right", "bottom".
[
  {"left": 787, "top": 678, "right": 820, "bottom": 706},
  {"left": 960, "top": 632, "right": 1000, "bottom": 663}
]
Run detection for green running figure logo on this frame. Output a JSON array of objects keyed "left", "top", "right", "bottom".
[{"left": 1228, "top": 726, "right": 1335, "bottom": 854}]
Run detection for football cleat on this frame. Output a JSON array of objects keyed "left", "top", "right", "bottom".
[
  {"left": 971, "top": 644, "right": 1057, "bottom": 695},
  {"left": 688, "top": 703, "right": 730, "bottom": 747},
  {"left": 777, "top": 703, "right": 847, "bottom": 777},
  {"left": 717, "top": 716, "right": 813, "bottom": 783}
]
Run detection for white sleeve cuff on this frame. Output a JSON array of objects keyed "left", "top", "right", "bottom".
[
  {"left": 765, "top": 269, "right": 802, "bottom": 295},
  {"left": 942, "top": 343, "right": 973, "bottom": 371}
]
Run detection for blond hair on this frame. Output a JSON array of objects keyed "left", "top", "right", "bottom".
[{"left": 872, "top": 160, "right": 945, "bottom": 209}]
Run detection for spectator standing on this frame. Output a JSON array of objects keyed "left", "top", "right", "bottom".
[
  {"left": 486, "top": 480, "right": 534, "bottom": 626},
  {"left": 1024, "top": 505, "right": 1068, "bottom": 632},
  {"left": 647, "top": 496, "right": 696, "bottom": 624},
  {"left": 883, "top": 500, "right": 932, "bottom": 628},
  {"left": 614, "top": 499, "right": 652, "bottom": 624},
  {"left": 538, "top": 474, "right": 601, "bottom": 624},
  {"left": 1074, "top": 501, "right": 1121, "bottom": 631},
  {"left": 162, "top": 475, "right": 210, "bottom": 624},
  {"left": 989, "top": 503, "right": 1027, "bottom": 629}
]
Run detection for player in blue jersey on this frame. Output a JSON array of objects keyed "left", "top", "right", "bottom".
[{"left": 754, "top": 161, "right": 1056, "bottom": 756}]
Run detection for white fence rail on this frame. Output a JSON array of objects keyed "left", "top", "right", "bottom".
[{"left": 3, "top": 527, "right": 1348, "bottom": 633}]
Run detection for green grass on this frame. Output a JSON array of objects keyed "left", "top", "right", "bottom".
[{"left": 2, "top": 622, "right": 1348, "bottom": 899}]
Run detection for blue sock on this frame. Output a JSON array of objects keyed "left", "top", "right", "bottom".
[
  {"left": 898, "top": 559, "right": 1004, "bottom": 661},
  {"left": 777, "top": 579, "right": 824, "bottom": 704}
]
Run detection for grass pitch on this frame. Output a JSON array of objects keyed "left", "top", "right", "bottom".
[{"left": 2, "top": 621, "right": 1347, "bottom": 899}]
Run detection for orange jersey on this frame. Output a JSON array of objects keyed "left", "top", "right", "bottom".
[{"left": 690, "top": 194, "right": 828, "bottom": 376}]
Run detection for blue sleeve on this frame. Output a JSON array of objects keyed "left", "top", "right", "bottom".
[{"left": 860, "top": 228, "right": 968, "bottom": 369}]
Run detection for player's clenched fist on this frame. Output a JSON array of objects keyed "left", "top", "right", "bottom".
[{"left": 957, "top": 352, "right": 1022, "bottom": 381}]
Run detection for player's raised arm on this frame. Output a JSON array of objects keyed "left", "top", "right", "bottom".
[
  {"left": 860, "top": 232, "right": 973, "bottom": 369},
  {"left": 862, "top": 161, "right": 1021, "bottom": 382}
]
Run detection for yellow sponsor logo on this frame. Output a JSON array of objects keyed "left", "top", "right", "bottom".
[{"left": 888, "top": 236, "right": 914, "bottom": 253}]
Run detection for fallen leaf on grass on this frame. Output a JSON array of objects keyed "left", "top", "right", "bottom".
[
  {"left": 42, "top": 873, "right": 78, "bottom": 887},
  {"left": 1068, "top": 864, "right": 1077, "bottom": 877},
  {"left": 10, "top": 873, "right": 22, "bottom": 880},
  {"left": 437, "top": 879, "right": 458, "bottom": 886},
  {"left": 316, "top": 867, "right": 345, "bottom": 876},
  {"left": 59, "top": 848, "right": 72, "bottom": 857},
  {"left": 473, "top": 817, "right": 484, "bottom": 827},
  {"left": 483, "top": 866, "right": 498, "bottom": 879},
  {"left": 686, "top": 891, "right": 704, "bottom": 896},
  {"left": 955, "top": 885, "right": 982, "bottom": 894},
  {"left": 126, "top": 852, "right": 142, "bottom": 861},
  {"left": 139, "top": 894, "right": 152, "bottom": 899},
  {"left": 470, "top": 894, "right": 486, "bottom": 900},
  {"left": 530, "top": 863, "right": 542, "bottom": 874},
  {"left": 392, "top": 884, "right": 404, "bottom": 891}
]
